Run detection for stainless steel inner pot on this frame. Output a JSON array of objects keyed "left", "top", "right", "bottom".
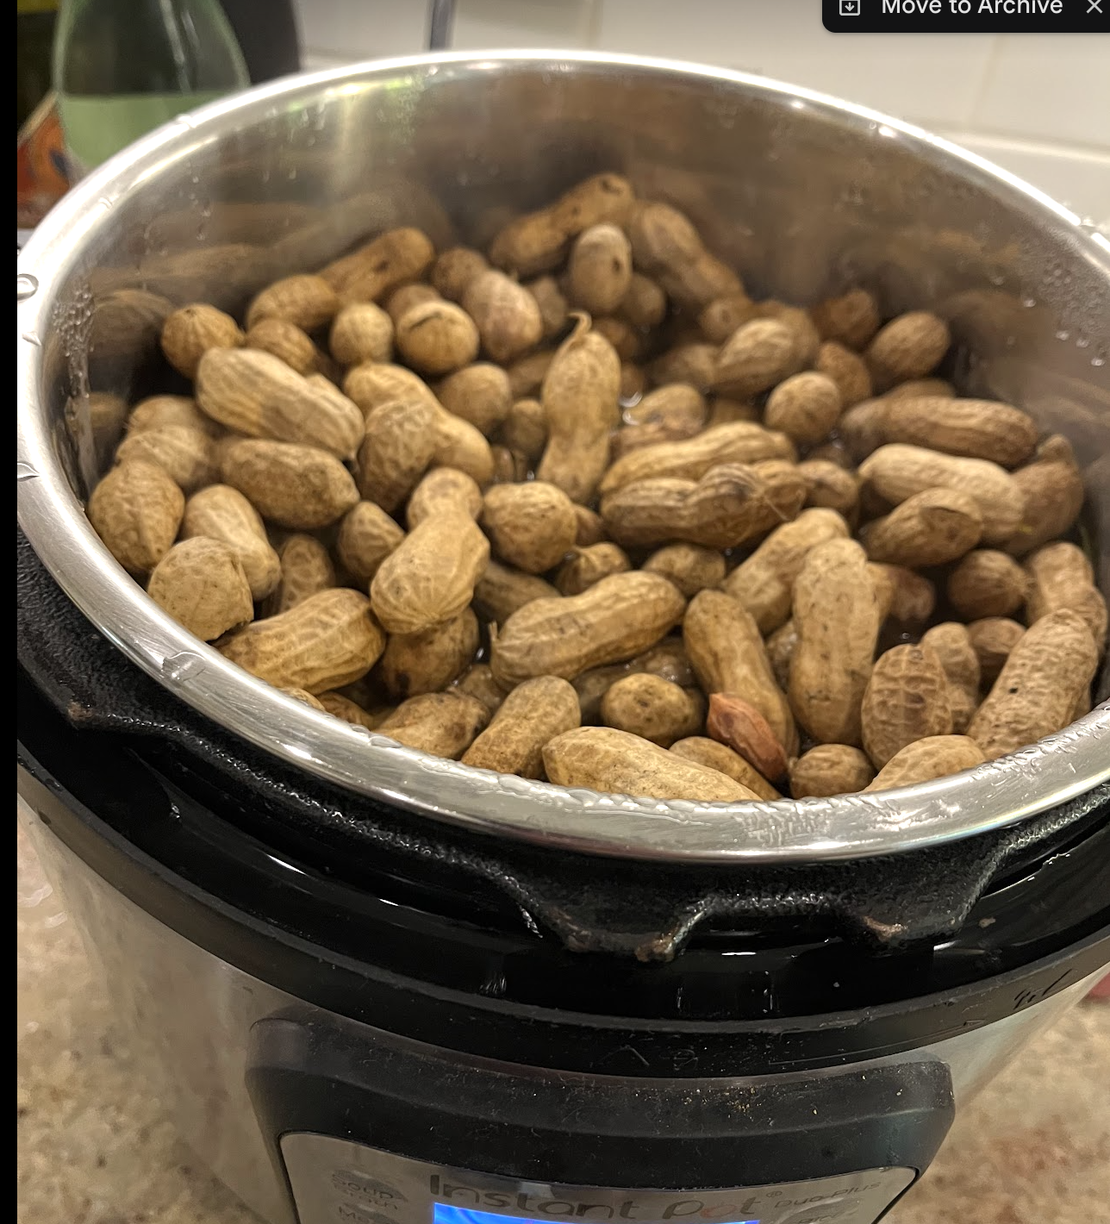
[{"left": 16, "top": 51, "right": 1110, "bottom": 864}]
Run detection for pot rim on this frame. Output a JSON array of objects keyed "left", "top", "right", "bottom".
[{"left": 16, "top": 49, "right": 1110, "bottom": 864}]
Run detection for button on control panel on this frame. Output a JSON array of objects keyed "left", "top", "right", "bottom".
[{"left": 280, "top": 1134, "right": 916, "bottom": 1224}]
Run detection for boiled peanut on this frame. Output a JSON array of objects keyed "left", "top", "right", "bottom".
[
  {"left": 432, "top": 247, "right": 489, "bottom": 301},
  {"left": 88, "top": 460, "right": 184, "bottom": 575},
  {"left": 966, "top": 617, "right": 1026, "bottom": 688},
  {"left": 816, "top": 340, "right": 873, "bottom": 408},
  {"left": 567, "top": 224, "right": 633, "bottom": 315},
  {"left": 618, "top": 273, "right": 667, "bottom": 330},
  {"left": 766, "top": 620, "right": 798, "bottom": 691},
  {"left": 507, "top": 350, "right": 555, "bottom": 399},
  {"left": 810, "top": 289, "right": 880, "bottom": 350},
  {"left": 385, "top": 284, "right": 440, "bottom": 325},
  {"left": 600, "top": 673, "right": 704, "bottom": 748},
  {"left": 789, "top": 745, "right": 875, "bottom": 798},
  {"left": 490, "top": 173, "right": 634, "bottom": 276},
  {"left": 642, "top": 543, "right": 726, "bottom": 598},
  {"left": 967, "top": 609, "right": 1099, "bottom": 759},
  {"left": 838, "top": 398, "right": 890, "bottom": 461},
  {"left": 627, "top": 202, "right": 741, "bottom": 310},
  {"left": 859, "top": 487, "right": 983, "bottom": 567},
  {"left": 473, "top": 560, "right": 560, "bottom": 625},
  {"left": 343, "top": 361, "right": 438, "bottom": 419},
  {"left": 376, "top": 692, "right": 489, "bottom": 759},
  {"left": 453, "top": 662, "right": 508, "bottom": 717},
  {"left": 1024, "top": 542, "right": 1107, "bottom": 651},
  {"left": 601, "top": 462, "right": 805, "bottom": 551},
  {"left": 160, "top": 303, "right": 244, "bottom": 378},
  {"left": 705, "top": 693, "right": 787, "bottom": 780},
  {"left": 867, "top": 563, "right": 936, "bottom": 626},
  {"left": 246, "top": 274, "right": 339, "bottom": 332},
  {"left": 796, "top": 459, "right": 860, "bottom": 521},
  {"left": 542, "top": 726, "right": 758, "bottom": 803},
  {"left": 648, "top": 342, "right": 717, "bottom": 391},
  {"left": 378, "top": 608, "right": 479, "bottom": 699},
  {"left": 865, "top": 311, "right": 950, "bottom": 389},
  {"left": 860, "top": 644, "right": 953, "bottom": 768},
  {"left": 336, "top": 501, "right": 405, "bottom": 585},
  {"left": 600, "top": 421, "right": 794, "bottom": 495},
  {"left": 329, "top": 302, "right": 394, "bottom": 366},
  {"left": 462, "top": 676, "right": 581, "bottom": 778},
  {"left": 316, "top": 690, "right": 386, "bottom": 731},
  {"left": 245, "top": 318, "right": 328, "bottom": 377},
  {"left": 220, "top": 439, "right": 359, "bottom": 529},
  {"left": 613, "top": 384, "right": 706, "bottom": 457},
  {"left": 115, "top": 425, "right": 217, "bottom": 493},
  {"left": 670, "top": 737, "right": 780, "bottom": 800},
  {"left": 320, "top": 227, "right": 435, "bottom": 303},
  {"left": 395, "top": 298, "right": 480, "bottom": 376},
  {"left": 436, "top": 363, "right": 512, "bottom": 436},
  {"left": 371, "top": 513, "right": 490, "bottom": 635},
  {"left": 865, "top": 736, "right": 985, "bottom": 792},
  {"left": 262, "top": 533, "right": 336, "bottom": 616},
  {"left": 883, "top": 397, "right": 1037, "bottom": 467},
  {"left": 499, "top": 397, "right": 547, "bottom": 461},
  {"left": 527, "top": 274, "right": 570, "bottom": 338},
  {"left": 713, "top": 319, "right": 799, "bottom": 397},
  {"left": 356, "top": 398, "right": 436, "bottom": 512},
  {"left": 147, "top": 537, "right": 253, "bottom": 641},
  {"left": 697, "top": 294, "right": 757, "bottom": 344},
  {"left": 218, "top": 588, "right": 385, "bottom": 694},
  {"left": 753, "top": 302, "right": 821, "bottom": 368},
  {"left": 126, "top": 394, "right": 218, "bottom": 438},
  {"left": 723, "top": 508, "right": 849, "bottom": 633},
  {"left": 920, "top": 622, "right": 980, "bottom": 733},
  {"left": 480, "top": 480, "right": 577, "bottom": 573},
  {"left": 181, "top": 483, "right": 281, "bottom": 599},
  {"left": 788, "top": 539, "right": 881, "bottom": 746},
  {"left": 1006, "top": 458, "right": 1085, "bottom": 556},
  {"left": 535, "top": 315, "right": 621, "bottom": 504},
  {"left": 859, "top": 445, "right": 1024, "bottom": 546},
  {"left": 463, "top": 269, "right": 544, "bottom": 365},
  {"left": 280, "top": 687, "right": 327, "bottom": 712},
  {"left": 406, "top": 467, "right": 483, "bottom": 529},
  {"left": 490, "top": 572, "right": 685, "bottom": 689},
  {"left": 947, "top": 550, "right": 1028, "bottom": 620},
  {"left": 493, "top": 443, "right": 527, "bottom": 483},
  {"left": 764, "top": 371, "right": 842, "bottom": 446},
  {"left": 197, "top": 348, "right": 363, "bottom": 459},
  {"left": 883, "top": 378, "right": 955, "bottom": 401},
  {"left": 684, "top": 590, "right": 798, "bottom": 756},
  {"left": 555, "top": 543, "right": 631, "bottom": 596}
]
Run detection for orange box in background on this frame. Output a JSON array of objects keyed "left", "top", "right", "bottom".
[{"left": 18, "top": 94, "right": 72, "bottom": 230}]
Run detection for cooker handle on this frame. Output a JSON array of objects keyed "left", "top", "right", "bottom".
[{"left": 246, "top": 1011, "right": 955, "bottom": 1224}]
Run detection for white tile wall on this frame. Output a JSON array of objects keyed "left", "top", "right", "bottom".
[{"left": 293, "top": 0, "right": 1110, "bottom": 222}]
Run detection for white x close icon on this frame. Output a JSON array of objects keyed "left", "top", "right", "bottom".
[{"left": 1089, "top": 0, "right": 1103, "bottom": 14}]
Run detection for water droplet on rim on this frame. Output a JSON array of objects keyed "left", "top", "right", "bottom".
[
  {"left": 21, "top": 331, "right": 42, "bottom": 347},
  {"left": 161, "top": 651, "right": 207, "bottom": 683},
  {"left": 17, "top": 273, "right": 38, "bottom": 300},
  {"left": 17, "top": 462, "right": 40, "bottom": 481}
]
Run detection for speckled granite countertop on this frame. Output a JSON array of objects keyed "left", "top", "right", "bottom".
[{"left": 17, "top": 822, "right": 1110, "bottom": 1224}]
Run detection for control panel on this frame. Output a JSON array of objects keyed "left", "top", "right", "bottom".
[{"left": 280, "top": 1134, "right": 916, "bottom": 1224}]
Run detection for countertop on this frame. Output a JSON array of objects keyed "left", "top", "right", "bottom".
[{"left": 17, "top": 821, "right": 1110, "bottom": 1224}]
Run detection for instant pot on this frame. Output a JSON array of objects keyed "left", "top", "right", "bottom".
[{"left": 16, "top": 53, "right": 1110, "bottom": 1224}]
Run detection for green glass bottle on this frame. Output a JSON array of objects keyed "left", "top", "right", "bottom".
[
  {"left": 52, "top": 0, "right": 249, "bottom": 179},
  {"left": 18, "top": 0, "right": 60, "bottom": 132}
]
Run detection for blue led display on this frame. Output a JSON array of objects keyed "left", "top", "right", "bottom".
[{"left": 434, "top": 1206, "right": 758, "bottom": 1224}]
